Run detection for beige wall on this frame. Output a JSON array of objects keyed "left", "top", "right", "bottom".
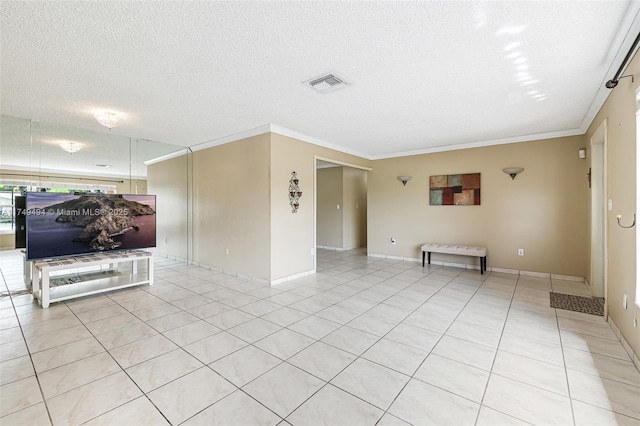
[
  {"left": 193, "top": 134, "right": 271, "bottom": 280},
  {"left": 270, "top": 133, "right": 371, "bottom": 281},
  {"left": 0, "top": 233, "right": 15, "bottom": 251},
  {"left": 585, "top": 50, "right": 640, "bottom": 359},
  {"left": 368, "top": 136, "right": 588, "bottom": 277},
  {"left": 316, "top": 166, "right": 368, "bottom": 250},
  {"left": 317, "top": 167, "right": 344, "bottom": 248},
  {"left": 343, "top": 167, "right": 367, "bottom": 249},
  {"left": 147, "top": 154, "right": 190, "bottom": 261},
  {"left": 186, "top": 132, "right": 370, "bottom": 282}
]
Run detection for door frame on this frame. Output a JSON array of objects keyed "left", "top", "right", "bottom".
[
  {"left": 590, "top": 119, "right": 608, "bottom": 318},
  {"left": 313, "top": 156, "right": 371, "bottom": 271}
]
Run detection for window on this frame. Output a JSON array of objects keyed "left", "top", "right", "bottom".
[
  {"left": 0, "top": 181, "right": 116, "bottom": 232},
  {"left": 0, "top": 185, "right": 25, "bottom": 231}
]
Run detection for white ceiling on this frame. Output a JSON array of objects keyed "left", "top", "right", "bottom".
[{"left": 2, "top": 1, "right": 640, "bottom": 160}]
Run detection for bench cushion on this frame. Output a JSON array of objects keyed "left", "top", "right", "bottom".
[{"left": 421, "top": 243, "right": 487, "bottom": 257}]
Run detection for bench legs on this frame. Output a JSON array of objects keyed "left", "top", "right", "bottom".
[
  {"left": 422, "top": 252, "right": 488, "bottom": 275},
  {"left": 421, "top": 251, "right": 432, "bottom": 267}
]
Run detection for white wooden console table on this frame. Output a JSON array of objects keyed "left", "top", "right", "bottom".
[{"left": 31, "top": 250, "right": 153, "bottom": 308}]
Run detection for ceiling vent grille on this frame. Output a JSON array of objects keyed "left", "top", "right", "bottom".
[{"left": 303, "top": 73, "right": 348, "bottom": 93}]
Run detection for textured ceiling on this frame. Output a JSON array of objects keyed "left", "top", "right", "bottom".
[{"left": 2, "top": 1, "right": 640, "bottom": 160}]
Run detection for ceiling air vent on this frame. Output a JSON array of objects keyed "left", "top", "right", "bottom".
[{"left": 303, "top": 73, "right": 348, "bottom": 93}]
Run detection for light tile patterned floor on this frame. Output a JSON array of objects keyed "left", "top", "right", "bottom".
[{"left": 1, "top": 248, "right": 640, "bottom": 425}]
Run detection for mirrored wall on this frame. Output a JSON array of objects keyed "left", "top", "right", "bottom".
[{"left": 0, "top": 115, "right": 192, "bottom": 262}]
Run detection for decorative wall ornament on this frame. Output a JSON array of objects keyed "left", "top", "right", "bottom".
[
  {"left": 289, "top": 171, "right": 302, "bottom": 213},
  {"left": 429, "top": 173, "right": 481, "bottom": 205}
]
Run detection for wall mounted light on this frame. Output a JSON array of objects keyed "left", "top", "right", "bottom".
[
  {"left": 397, "top": 176, "right": 412, "bottom": 186},
  {"left": 58, "top": 140, "right": 82, "bottom": 154},
  {"left": 94, "top": 111, "right": 123, "bottom": 129},
  {"left": 578, "top": 148, "right": 586, "bottom": 159},
  {"left": 503, "top": 167, "right": 524, "bottom": 180}
]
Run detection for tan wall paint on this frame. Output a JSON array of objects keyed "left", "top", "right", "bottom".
[
  {"left": 193, "top": 134, "right": 271, "bottom": 280},
  {"left": 343, "top": 167, "right": 367, "bottom": 249},
  {"left": 368, "top": 136, "right": 588, "bottom": 276},
  {"left": 316, "top": 166, "right": 368, "bottom": 250},
  {"left": 317, "top": 167, "right": 344, "bottom": 248},
  {"left": 0, "top": 233, "right": 15, "bottom": 251},
  {"left": 585, "top": 50, "right": 640, "bottom": 359},
  {"left": 270, "top": 133, "right": 371, "bottom": 281},
  {"left": 147, "top": 154, "right": 190, "bottom": 261}
]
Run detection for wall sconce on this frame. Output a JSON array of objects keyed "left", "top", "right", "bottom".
[
  {"left": 578, "top": 148, "right": 586, "bottom": 159},
  {"left": 503, "top": 167, "right": 524, "bottom": 180},
  {"left": 289, "top": 171, "right": 302, "bottom": 213},
  {"left": 397, "top": 176, "right": 412, "bottom": 186}
]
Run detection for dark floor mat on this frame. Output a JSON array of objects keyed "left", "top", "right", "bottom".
[{"left": 550, "top": 292, "right": 604, "bottom": 316}]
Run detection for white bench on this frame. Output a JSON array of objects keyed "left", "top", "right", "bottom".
[{"left": 421, "top": 243, "right": 488, "bottom": 274}]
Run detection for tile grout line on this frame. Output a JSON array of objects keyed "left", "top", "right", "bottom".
[{"left": 472, "top": 272, "right": 519, "bottom": 425}]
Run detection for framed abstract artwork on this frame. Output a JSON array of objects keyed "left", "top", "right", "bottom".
[{"left": 429, "top": 173, "right": 481, "bottom": 205}]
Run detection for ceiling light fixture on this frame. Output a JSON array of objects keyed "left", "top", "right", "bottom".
[
  {"left": 59, "top": 141, "right": 82, "bottom": 154},
  {"left": 503, "top": 167, "right": 524, "bottom": 180},
  {"left": 94, "top": 111, "right": 124, "bottom": 129}
]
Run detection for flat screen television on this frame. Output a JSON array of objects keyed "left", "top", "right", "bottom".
[{"left": 26, "top": 193, "right": 156, "bottom": 260}]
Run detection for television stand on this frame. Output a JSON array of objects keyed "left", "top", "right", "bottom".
[{"left": 31, "top": 250, "right": 154, "bottom": 308}]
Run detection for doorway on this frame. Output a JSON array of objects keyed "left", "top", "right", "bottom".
[{"left": 314, "top": 157, "right": 370, "bottom": 269}]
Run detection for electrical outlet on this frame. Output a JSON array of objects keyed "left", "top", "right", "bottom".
[
  {"left": 518, "top": 248, "right": 524, "bottom": 256},
  {"left": 337, "top": 204, "right": 340, "bottom": 210},
  {"left": 623, "top": 294, "right": 628, "bottom": 309},
  {"left": 225, "top": 248, "right": 229, "bottom": 256}
]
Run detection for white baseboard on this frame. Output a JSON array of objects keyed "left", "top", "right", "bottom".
[
  {"left": 608, "top": 317, "right": 640, "bottom": 373},
  {"left": 367, "top": 253, "right": 421, "bottom": 262},
  {"left": 151, "top": 251, "right": 188, "bottom": 263},
  {"left": 271, "top": 269, "right": 316, "bottom": 285},
  {"left": 366, "top": 252, "right": 585, "bottom": 282},
  {"left": 316, "top": 245, "right": 359, "bottom": 251},
  {"left": 316, "top": 245, "right": 347, "bottom": 251},
  {"left": 551, "top": 273, "right": 584, "bottom": 282}
]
